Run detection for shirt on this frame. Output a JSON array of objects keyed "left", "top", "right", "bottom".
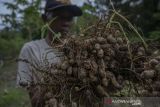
[{"left": 16, "top": 39, "right": 63, "bottom": 87}]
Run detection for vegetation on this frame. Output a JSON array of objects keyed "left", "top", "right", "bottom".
[
  {"left": 0, "top": 0, "right": 159, "bottom": 107},
  {"left": 0, "top": 63, "right": 31, "bottom": 107}
]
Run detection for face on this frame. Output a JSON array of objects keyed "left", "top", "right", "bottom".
[{"left": 48, "top": 10, "right": 74, "bottom": 35}]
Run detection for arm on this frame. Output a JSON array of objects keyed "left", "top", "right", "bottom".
[{"left": 17, "top": 44, "right": 46, "bottom": 107}]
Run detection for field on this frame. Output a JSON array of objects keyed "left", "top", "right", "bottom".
[{"left": 0, "top": 62, "right": 31, "bottom": 107}]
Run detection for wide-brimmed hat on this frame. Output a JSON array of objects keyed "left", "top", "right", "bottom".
[{"left": 45, "top": 0, "right": 82, "bottom": 16}]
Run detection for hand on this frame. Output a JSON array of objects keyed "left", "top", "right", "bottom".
[{"left": 27, "top": 86, "right": 46, "bottom": 107}]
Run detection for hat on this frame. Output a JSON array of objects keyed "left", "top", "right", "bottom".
[{"left": 45, "top": 0, "right": 82, "bottom": 16}]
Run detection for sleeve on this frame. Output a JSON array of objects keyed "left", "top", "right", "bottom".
[{"left": 16, "top": 44, "right": 33, "bottom": 88}]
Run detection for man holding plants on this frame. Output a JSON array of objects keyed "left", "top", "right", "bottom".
[{"left": 17, "top": 0, "right": 82, "bottom": 107}]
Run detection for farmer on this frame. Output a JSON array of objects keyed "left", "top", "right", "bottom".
[{"left": 16, "top": 0, "right": 82, "bottom": 107}]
